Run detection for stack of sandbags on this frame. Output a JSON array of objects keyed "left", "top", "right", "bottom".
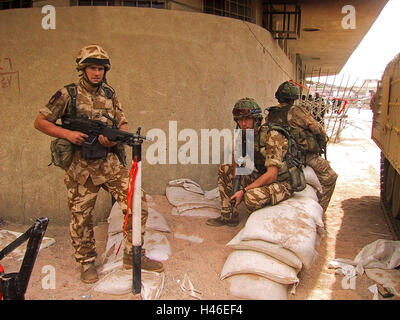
[
  {"left": 95, "top": 194, "right": 171, "bottom": 299},
  {"left": 221, "top": 166, "right": 324, "bottom": 300},
  {"left": 166, "top": 178, "right": 221, "bottom": 218},
  {"left": 101, "top": 195, "right": 172, "bottom": 270}
]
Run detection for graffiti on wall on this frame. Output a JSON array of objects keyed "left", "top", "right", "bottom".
[{"left": 0, "top": 58, "right": 21, "bottom": 93}]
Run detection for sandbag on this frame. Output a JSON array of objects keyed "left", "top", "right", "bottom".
[
  {"left": 303, "top": 166, "right": 323, "bottom": 193},
  {"left": 107, "top": 202, "right": 124, "bottom": 235},
  {"left": 107, "top": 202, "right": 171, "bottom": 234},
  {"left": 293, "top": 184, "right": 319, "bottom": 203},
  {"left": 0, "top": 230, "right": 56, "bottom": 261},
  {"left": 167, "top": 178, "right": 205, "bottom": 194},
  {"left": 204, "top": 187, "right": 220, "bottom": 200},
  {"left": 101, "top": 232, "right": 124, "bottom": 266},
  {"left": 143, "top": 230, "right": 171, "bottom": 261},
  {"left": 146, "top": 207, "right": 171, "bottom": 233},
  {"left": 227, "top": 229, "right": 302, "bottom": 270},
  {"left": 166, "top": 186, "right": 220, "bottom": 210},
  {"left": 99, "top": 258, "right": 123, "bottom": 276},
  {"left": 240, "top": 203, "right": 318, "bottom": 268},
  {"left": 93, "top": 269, "right": 165, "bottom": 300},
  {"left": 220, "top": 250, "right": 299, "bottom": 285},
  {"left": 283, "top": 197, "right": 324, "bottom": 228},
  {"left": 354, "top": 239, "right": 400, "bottom": 271},
  {"left": 228, "top": 274, "right": 288, "bottom": 300}
]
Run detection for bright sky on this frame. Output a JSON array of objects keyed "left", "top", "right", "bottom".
[{"left": 310, "top": 0, "right": 400, "bottom": 88}]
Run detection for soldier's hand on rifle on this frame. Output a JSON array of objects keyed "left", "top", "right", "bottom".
[
  {"left": 98, "top": 134, "right": 117, "bottom": 148},
  {"left": 66, "top": 131, "right": 88, "bottom": 146},
  {"left": 230, "top": 189, "right": 245, "bottom": 207}
]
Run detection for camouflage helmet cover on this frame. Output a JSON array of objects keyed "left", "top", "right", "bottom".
[
  {"left": 76, "top": 44, "right": 111, "bottom": 72},
  {"left": 275, "top": 81, "right": 299, "bottom": 100},
  {"left": 232, "top": 97, "right": 263, "bottom": 121}
]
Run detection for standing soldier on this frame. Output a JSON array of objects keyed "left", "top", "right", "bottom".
[
  {"left": 206, "top": 97, "right": 304, "bottom": 227},
  {"left": 266, "top": 81, "right": 338, "bottom": 212},
  {"left": 34, "top": 44, "right": 163, "bottom": 284}
]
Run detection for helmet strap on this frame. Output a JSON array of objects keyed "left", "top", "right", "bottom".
[{"left": 83, "top": 69, "right": 104, "bottom": 87}]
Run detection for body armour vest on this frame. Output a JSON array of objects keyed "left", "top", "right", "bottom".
[
  {"left": 253, "top": 123, "right": 306, "bottom": 192},
  {"left": 267, "top": 105, "right": 324, "bottom": 156}
]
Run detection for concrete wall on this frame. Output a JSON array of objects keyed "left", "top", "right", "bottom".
[{"left": 0, "top": 7, "right": 294, "bottom": 224}]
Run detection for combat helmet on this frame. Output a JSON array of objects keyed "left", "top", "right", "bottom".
[
  {"left": 275, "top": 81, "right": 299, "bottom": 101},
  {"left": 76, "top": 44, "right": 111, "bottom": 72},
  {"left": 232, "top": 97, "right": 263, "bottom": 127}
]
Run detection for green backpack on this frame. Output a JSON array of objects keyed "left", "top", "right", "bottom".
[
  {"left": 48, "top": 84, "right": 78, "bottom": 169},
  {"left": 265, "top": 123, "right": 307, "bottom": 192}
]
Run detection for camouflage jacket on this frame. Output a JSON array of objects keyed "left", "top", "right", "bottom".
[
  {"left": 40, "top": 79, "right": 128, "bottom": 186},
  {"left": 267, "top": 103, "right": 327, "bottom": 157},
  {"left": 253, "top": 124, "right": 289, "bottom": 178}
]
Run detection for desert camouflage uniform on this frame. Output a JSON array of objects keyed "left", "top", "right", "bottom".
[
  {"left": 39, "top": 78, "right": 147, "bottom": 265},
  {"left": 218, "top": 128, "right": 293, "bottom": 219},
  {"left": 287, "top": 105, "right": 338, "bottom": 212}
]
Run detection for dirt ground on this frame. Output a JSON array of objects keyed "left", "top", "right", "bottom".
[{"left": 1, "top": 108, "right": 399, "bottom": 301}]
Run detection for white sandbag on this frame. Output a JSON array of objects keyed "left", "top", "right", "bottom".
[
  {"left": 303, "top": 166, "right": 323, "bottom": 193},
  {"left": 141, "top": 271, "right": 166, "bottom": 300},
  {"left": 146, "top": 207, "right": 171, "bottom": 233},
  {"left": 0, "top": 230, "right": 56, "bottom": 261},
  {"left": 204, "top": 187, "right": 220, "bottom": 200},
  {"left": 93, "top": 269, "right": 131, "bottom": 295},
  {"left": 166, "top": 186, "right": 220, "bottom": 209},
  {"left": 99, "top": 258, "right": 123, "bottom": 276},
  {"left": 353, "top": 239, "right": 400, "bottom": 271},
  {"left": 241, "top": 203, "right": 318, "bottom": 268},
  {"left": 293, "top": 184, "right": 319, "bottom": 203},
  {"left": 227, "top": 229, "right": 302, "bottom": 270},
  {"left": 145, "top": 194, "right": 156, "bottom": 207},
  {"left": 220, "top": 250, "right": 299, "bottom": 285},
  {"left": 93, "top": 269, "right": 165, "bottom": 300},
  {"left": 283, "top": 197, "right": 324, "bottom": 228},
  {"left": 143, "top": 230, "right": 171, "bottom": 261},
  {"left": 108, "top": 201, "right": 170, "bottom": 234},
  {"left": 102, "top": 232, "right": 124, "bottom": 265},
  {"left": 228, "top": 274, "right": 288, "bottom": 300},
  {"left": 107, "top": 202, "right": 124, "bottom": 235},
  {"left": 167, "top": 178, "right": 204, "bottom": 194}
]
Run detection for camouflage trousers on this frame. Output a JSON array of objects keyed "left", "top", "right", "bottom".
[
  {"left": 64, "top": 169, "right": 148, "bottom": 265},
  {"left": 305, "top": 154, "right": 338, "bottom": 212},
  {"left": 218, "top": 164, "right": 293, "bottom": 219}
]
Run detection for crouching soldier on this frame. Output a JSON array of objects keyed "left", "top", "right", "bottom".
[
  {"left": 266, "top": 81, "right": 338, "bottom": 212},
  {"left": 206, "top": 97, "right": 305, "bottom": 227}
]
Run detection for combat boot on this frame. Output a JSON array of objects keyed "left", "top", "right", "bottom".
[
  {"left": 123, "top": 250, "right": 164, "bottom": 272},
  {"left": 80, "top": 263, "right": 99, "bottom": 284},
  {"left": 206, "top": 216, "right": 239, "bottom": 227}
]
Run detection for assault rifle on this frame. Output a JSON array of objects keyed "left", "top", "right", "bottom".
[{"left": 57, "top": 114, "right": 152, "bottom": 147}]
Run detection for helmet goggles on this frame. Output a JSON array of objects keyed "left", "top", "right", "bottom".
[{"left": 232, "top": 107, "right": 262, "bottom": 118}]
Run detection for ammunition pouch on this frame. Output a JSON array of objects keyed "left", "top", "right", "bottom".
[
  {"left": 49, "top": 138, "right": 75, "bottom": 170},
  {"left": 291, "top": 128, "right": 323, "bottom": 155},
  {"left": 81, "top": 135, "right": 108, "bottom": 160},
  {"left": 277, "top": 161, "right": 306, "bottom": 192}
]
